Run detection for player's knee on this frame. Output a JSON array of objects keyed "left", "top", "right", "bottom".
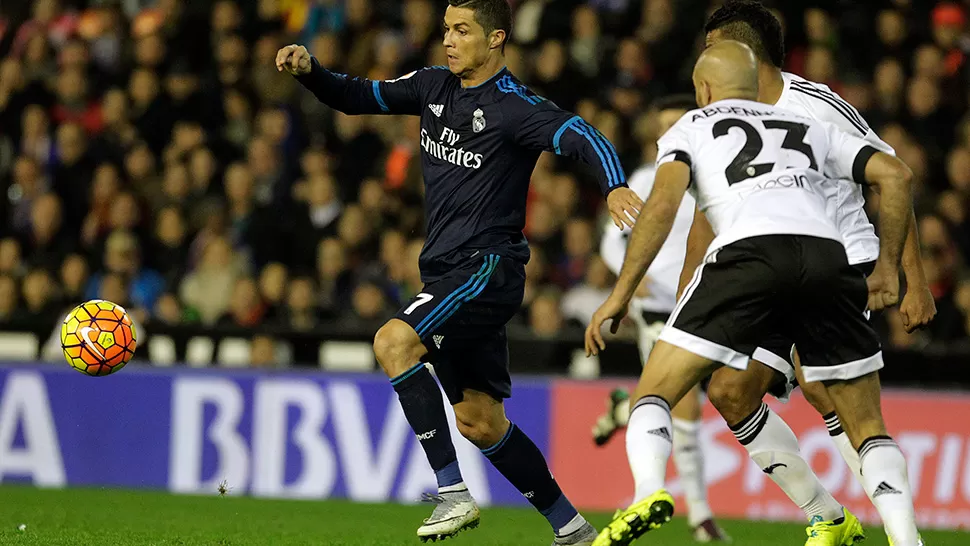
[
  {"left": 373, "top": 321, "right": 423, "bottom": 377},
  {"left": 453, "top": 399, "right": 507, "bottom": 448},
  {"left": 707, "top": 371, "right": 764, "bottom": 425}
]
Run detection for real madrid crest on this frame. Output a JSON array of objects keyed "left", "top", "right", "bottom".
[{"left": 472, "top": 108, "right": 486, "bottom": 133}]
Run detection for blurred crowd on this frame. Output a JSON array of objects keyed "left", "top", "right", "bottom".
[{"left": 1, "top": 0, "right": 970, "bottom": 361}]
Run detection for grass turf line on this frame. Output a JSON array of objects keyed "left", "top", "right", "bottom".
[{"left": 0, "top": 486, "right": 966, "bottom": 545}]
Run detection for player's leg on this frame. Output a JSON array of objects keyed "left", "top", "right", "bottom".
[
  {"left": 669, "top": 385, "right": 729, "bottom": 542},
  {"left": 706, "top": 353, "right": 852, "bottom": 539},
  {"left": 793, "top": 350, "right": 867, "bottom": 495},
  {"left": 452, "top": 385, "right": 596, "bottom": 545},
  {"left": 796, "top": 239, "right": 920, "bottom": 546},
  {"left": 375, "top": 261, "right": 498, "bottom": 540},
  {"left": 596, "top": 340, "right": 719, "bottom": 546}
]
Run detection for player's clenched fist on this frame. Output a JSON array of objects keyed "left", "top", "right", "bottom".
[
  {"left": 866, "top": 261, "right": 900, "bottom": 312},
  {"left": 276, "top": 44, "right": 311, "bottom": 75}
]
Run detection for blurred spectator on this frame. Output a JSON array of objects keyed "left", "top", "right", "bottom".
[
  {"left": 21, "top": 193, "right": 73, "bottom": 271},
  {"left": 59, "top": 253, "right": 89, "bottom": 306},
  {"left": 217, "top": 277, "right": 266, "bottom": 328},
  {"left": 279, "top": 275, "right": 319, "bottom": 331},
  {"left": 0, "top": 239, "right": 23, "bottom": 277},
  {"left": 179, "top": 235, "right": 243, "bottom": 325},
  {"left": 530, "top": 288, "right": 565, "bottom": 339},
  {"left": 258, "top": 262, "right": 289, "bottom": 320},
  {"left": 918, "top": 214, "right": 965, "bottom": 342},
  {"left": 21, "top": 268, "right": 58, "bottom": 324},
  {"left": 0, "top": 275, "right": 17, "bottom": 325},
  {"left": 85, "top": 230, "right": 165, "bottom": 312},
  {"left": 316, "top": 237, "right": 354, "bottom": 315},
  {"left": 149, "top": 206, "right": 190, "bottom": 289}
]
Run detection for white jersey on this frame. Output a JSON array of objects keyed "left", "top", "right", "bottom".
[
  {"left": 600, "top": 164, "right": 696, "bottom": 314},
  {"left": 776, "top": 73, "right": 894, "bottom": 265},
  {"left": 657, "top": 98, "right": 878, "bottom": 255}
]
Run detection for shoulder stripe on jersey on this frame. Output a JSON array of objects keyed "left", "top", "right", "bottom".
[
  {"left": 553, "top": 116, "right": 582, "bottom": 155},
  {"left": 372, "top": 81, "right": 389, "bottom": 112},
  {"left": 789, "top": 82, "right": 868, "bottom": 136},
  {"left": 794, "top": 82, "right": 869, "bottom": 132},
  {"left": 570, "top": 120, "right": 625, "bottom": 187},
  {"left": 852, "top": 145, "right": 880, "bottom": 185},
  {"left": 495, "top": 75, "right": 541, "bottom": 105},
  {"left": 790, "top": 81, "right": 869, "bottom": 133}
]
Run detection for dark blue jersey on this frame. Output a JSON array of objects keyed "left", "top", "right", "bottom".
[{"left": 296, "top": 58, "right": 627, "bottom": 281}]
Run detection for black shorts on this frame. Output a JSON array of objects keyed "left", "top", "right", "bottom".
[
  {"left": 659, "top": 235, "right": 883, "bottom": 382},
  {"left": 754, "top": 259, "right": 876, "bottom": 397},
  {"left": 394, "top": 253, "right": 525, "bottom": 405}
]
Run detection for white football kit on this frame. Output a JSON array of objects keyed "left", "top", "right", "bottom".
[{"left": 653, "top": 98, "right": 884, "bottom": 382}]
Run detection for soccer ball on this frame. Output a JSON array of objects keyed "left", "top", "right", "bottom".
[{"left": 60, "top": 299, "right": 137, "bottom": 376}]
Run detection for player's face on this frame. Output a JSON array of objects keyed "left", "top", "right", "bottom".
[{"left": 442, "top": 6, "right": 492, "bottom": 77}]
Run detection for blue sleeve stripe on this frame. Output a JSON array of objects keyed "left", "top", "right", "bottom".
[
  {"left": 583, "top": 120, "right": 627, "bottom": 184},
  {"left": 552, "top": 116, "right": 582, "bottom": 155},
  {"left": 570, "top": 124, "right": 615, "bottom": 187},
  {"left": 372, "top": 80, "right": 389, "bottom": 112},
  {"left": 571, "top": 122, "right": 620, "bottom": 187}
]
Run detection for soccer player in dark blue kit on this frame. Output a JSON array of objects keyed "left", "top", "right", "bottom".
[{"left": 277, "top": 1, "right": 642, "bottom": 544}]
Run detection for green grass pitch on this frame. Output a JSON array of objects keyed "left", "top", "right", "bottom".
[{"left": 0, "top": 486, "right": 966, "bottom": 545}]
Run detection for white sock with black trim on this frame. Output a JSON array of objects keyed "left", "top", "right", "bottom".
[
  {"left": 731, "top": 403, "right": 844, "bottom": 522},
  {"left": 859, "top": 436, "right": 920, "bottom": 546},
  {"left": 626, "top": 396, "right": 673, "bottom": 502}
]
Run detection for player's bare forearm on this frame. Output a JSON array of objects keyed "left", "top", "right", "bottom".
[
  {"left": 901, "top": 209, "right": 926, "bottom": 284},
  {"left": 614, "top": 163, "right": 690, "bottom": 303},
  {"left": 677, "top": 207, "right": 714, "bottom": 299},
  {"left": 866, "top": 153, "right": 913, "bottom": 268}
]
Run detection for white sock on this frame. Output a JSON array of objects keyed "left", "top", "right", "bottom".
[
  {"left": 859, "top": 437, "right": 920, "bottom": 546},
  {"left": 731, "top": 403, "right": 844, "bottom": 523},
  {"left": 439, "top": 482, "right": 467, "bottom": 494},
  {"left": 626, "top": 396, "right": 673, "bottom": 502},
  {"left": 557, "top": 513, "right": 588, "bottom": 537},
  {"left": 824, "top": 413, "right": 869, "bottom": 497},
  {"left": 672, "top": 417, "right": 713, "bottom": 527}
]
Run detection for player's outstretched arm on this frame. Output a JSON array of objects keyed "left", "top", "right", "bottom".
[
  {"left": 862, "top": 151, "right": 914, "bottom": 311},
  {"left": 276, "top": 44, "right": 422, "bottom": 116},
  {"left": 586, "top": 161, "right": 690, "bottom": 356},
  {"left": 512, "top": 107, "right": 642, "bottom": 228}
]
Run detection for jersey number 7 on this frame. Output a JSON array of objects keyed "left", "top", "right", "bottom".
[{"left": 712, "top": 118, "right": 818, "bottom": 185}]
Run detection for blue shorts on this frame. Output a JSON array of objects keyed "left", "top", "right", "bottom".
[{"left": 394, "top": 253, "right": 525, "bottom": 405}]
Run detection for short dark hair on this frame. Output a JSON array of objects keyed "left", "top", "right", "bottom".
[
  {"left": 704, "top": 0, "right": 785, "bottom": 68},
  {"left": 448, "top": 0, "right": 512, "bottom": 51},
  {"left": 653, "top": 94, "right": 697, "bottom": 112}
]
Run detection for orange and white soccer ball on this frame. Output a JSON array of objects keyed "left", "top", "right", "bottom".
[{"left": 60, "top": 300, "right": 137, "bottom": 376}]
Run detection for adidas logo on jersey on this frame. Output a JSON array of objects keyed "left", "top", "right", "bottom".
[
  {"left": 647, "top": 427, "right": 672, "bottom": 442},
  {"left": 433, "top": 335, "right": 444, "bottom": 349},
  {"left": 429, "top": 104, "right": 444, "bottom": 117},
  {"left": 872, "top": 481, "right": 901, "bottom": 497}
]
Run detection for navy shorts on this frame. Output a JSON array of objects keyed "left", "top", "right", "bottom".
[{"left": 394, "top": 253, "right": 525, "bottom": 405}]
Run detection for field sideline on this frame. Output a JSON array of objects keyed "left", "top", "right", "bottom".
[{"left": 0, "top": 486, "right": 966, "bottom": 545}]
